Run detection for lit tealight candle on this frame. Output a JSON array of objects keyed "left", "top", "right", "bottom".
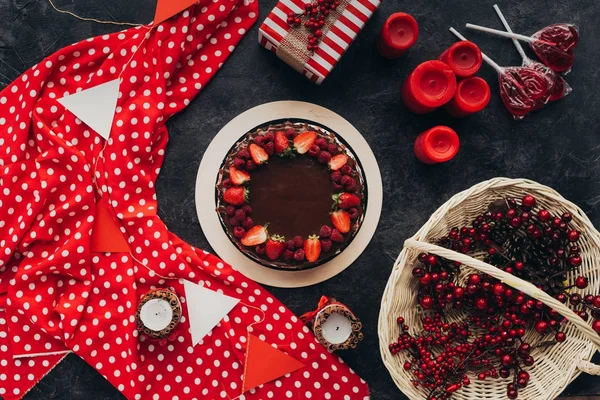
[
  {"left": 414, "top": 126, "right": 460, "bottom": 164},
  {"left": 439, "top": 41, "right": 483, "bottom": 78},
  {"left": 402, "top": 60, "right": 457, "bottom": 114},
  {"left": 377, "top": 12, "right": 419, "bottom": 59},
  {"left": 445, "top": 76, "right": 491, "bottom": 117}
]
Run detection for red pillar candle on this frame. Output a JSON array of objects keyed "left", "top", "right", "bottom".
[
  {"left": 377, "top": 12, "right": 419, "bottom": 58},
  {"left": 445, "top": 77, "right": 491, "bottom": 117},
  {"left": 402, "top": 60, "right": 457, "bottom": 114},
  {"left": 439, "top": 41, "right": 483, "bottom": 78},
  {"left": 414, "top": 126, "right": 460, "bottom": 164}
]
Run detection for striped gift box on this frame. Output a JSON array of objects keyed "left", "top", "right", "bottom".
[{"left": 259, "top": 0, "right": 381, "bottom": 85}]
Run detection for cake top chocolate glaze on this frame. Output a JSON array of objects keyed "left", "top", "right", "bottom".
[
  {"left": 251, "top": 155, "right": 333, "bottom": 239},
  {"left": 216, "top": 120, "right": 366, "bottom": 271}
]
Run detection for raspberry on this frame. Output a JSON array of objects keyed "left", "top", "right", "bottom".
[
  {"left": 340, "top": 165, "right": 352, "bottom": 175},
  {"left": 246, "top": 160, "right": 256, "bottom": 171},
  {"left": 341, "top": 175, "right": 353, "bottom": 186},
  {"left": 319, "top": 225, "right": 332, "bottom": 238},
  {"left": 263, "top": 141, "right": 275, "bottom": 156},
  {"left": 308, "top": 145, "right": 320, "bottom": 157},
  {"left": 330, "top": 229, "right": 343, "bottom": 243},
  {"left": 233, "top": 226, "right": 245, "bottom": 238},
  {"left": 293, "top": 236, "right": 304, "bottom": 248},
  {"left": 234, "top": 209, "right": 246, "bottom": 221},
  {"left": 294, "top": 249, "right": 305, "bottom": 261},
  {"left": 330, "top": 170, "right": 342, "bottom": 183},
  {"left": 321, "top": 239, "right": 332, "bottom": 252},
  {"left": 286, "top": 128, "right": 298, "bottom": 139},
  {"left": 233, "top": 158, "right": 246, "bottom": 169},
  {"left": 254, "top": 136, "right": 265, "bottom": 146},
  {"left": 242, "top": 205, "right": 252, "bottom": 214},
  {"left": 315, "top": 138, "right": 328, "bottom": 149},
  {"left": 332, "top": 181, "right": 344, "bottom": 191},
  {"left": 327, "top": 143, "right": 339, "bottom": 154},
  {"left": 318, "top": 151, "right": 332, "bottom": 164},
  {"left": 242, "top": 217, "right": 254, "bottom": 230},
  {"left": 237, "top": 149, "right": 250, "bottom": 159},
  {"left": 284, "top": 249, "right": 295, "bottom": 260},
  {"left": 286, "top": 240, "right": 296, "bottom": 250},
  {"left": 264, "top": 132, "right": 274, "bottom": 142},
  {"left": 228, "top": 217, "right": 239, "bottom": 227},
  {"left": 255, "top": 244, "right": 266, "bottom": 254},
  {"left": 223, "top": 179, "right": 233, "bottom": 188},
  {"left": 225, "top": 205, "right": 236, "bottom": 216},
  {"left": 348, "top": 208, "right": 360, "bottom": 220},
  {"left": 345, "top": 178, "right": 357, "bottom": 192}
]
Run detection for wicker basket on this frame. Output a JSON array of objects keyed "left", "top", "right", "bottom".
[{"left": 379, "top": 178, "right": 600, "bottom": 400}]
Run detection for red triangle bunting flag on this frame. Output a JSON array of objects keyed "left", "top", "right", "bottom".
[
  {"left": 90, "top": 197, "right": 130, "bottom": 253},
  {"left": 154, "top": 0, "right": 198, "bottom": 25},
  {"left": 242, "top": 334, "right": 305, "bottom": 393}
]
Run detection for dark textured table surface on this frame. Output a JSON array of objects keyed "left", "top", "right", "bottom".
[{"left": 1, "top": 0, "right": 599, "bottom": 399}]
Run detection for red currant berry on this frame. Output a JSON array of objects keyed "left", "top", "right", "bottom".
[
  {"left": 567, "top": 230, "right": 580, "bottom": 242},
  {"left": 522, "top": 194, "right": 536, "bottom": 209},
  {"left": 593, "top": 320, "right": 600, "bottom": 334},
  {"left": 555, "top": 332, "right": 566, "bottom": 342},
  {"left": 576, "top": 276, "right": 589, "bottom": 289},
  {"left": 538, "top": 209, "right": 551, "bottom": 222}
]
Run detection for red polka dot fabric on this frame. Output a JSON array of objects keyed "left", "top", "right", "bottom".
[{"left": 0, "top": 0, "right": 370, "bottom": 399}]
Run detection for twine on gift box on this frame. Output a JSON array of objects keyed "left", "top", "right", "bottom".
[{"left": 277, "top": 0, "right": 350, "bottom": 73}]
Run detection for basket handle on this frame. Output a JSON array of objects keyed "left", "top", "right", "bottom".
[
  {"left": 404, "top": 238, "right": 600, "bottom": 349},
  {"left": 577, "top": 359, "right": 600, "bottom": 375}
]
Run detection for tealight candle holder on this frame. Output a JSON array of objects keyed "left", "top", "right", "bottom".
[
  {"left": 136, "top": 289, "right": 182, "bottom": 343},
  {"left": 302, "top": 297, "right": 363, "bottom": 352}
]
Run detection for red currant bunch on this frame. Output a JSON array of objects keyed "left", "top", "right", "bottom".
[{"left": 286, "top": 0, "right": 341, "bottom": 51}]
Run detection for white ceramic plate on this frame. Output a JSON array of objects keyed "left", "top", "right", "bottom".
[{"left": 195, "top": 101, "right": 382, "bottom": 288}]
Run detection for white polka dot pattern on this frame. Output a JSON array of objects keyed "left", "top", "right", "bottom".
[{"left": 0, "top": 1, "right": 370, "bottom": 399}]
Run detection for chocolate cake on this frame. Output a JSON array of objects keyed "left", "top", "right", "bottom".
[{"left": 215, "top": 121, "right": 366, "bottom": 270}]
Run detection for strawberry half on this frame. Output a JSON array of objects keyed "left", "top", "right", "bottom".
[
  {"left": 241, "top": 225, "right": 269, "bottom": 247},
  {"left": 265, "top": 234, "right": 286, "bottom": 260},
  {"left": 328, "top": 154, "right": 348, "bottom": 171},
  {"left": 224, "top": 186, "right": 248, "bottom": 206},
  {"left": 333, "top": 192, "right": 360, "bottom": 210},
  {"left": 293, "top": 131, "right": 317, "bottom": 154},
  {"left": 229, "top": 166, "right": 250, "bottom": 185},
  {"left": 304, "top": 235, "right": 321, "bottom": 263},
  {"left": 331, "top": 210, "right": 351, "bottom": 233},
  {"left": 249, "top": 143, "right": 269, "bottom": 165},
  {"left": 275, "top": 131, "right": 291, "bottom": 154}
]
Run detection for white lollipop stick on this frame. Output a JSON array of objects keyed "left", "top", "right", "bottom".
[
  {"left": 493, "top": 4, "right": 528, "bottom": 62},
  {"left": 466, "top": 23, "right": 537, "bottom": 43},
  {"left": 449, "top": 27, "right": 503, "bottom": 74}
]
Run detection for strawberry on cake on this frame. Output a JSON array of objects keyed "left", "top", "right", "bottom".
[{"left": 216, "top": 121, "right": 366, "bottom": 270}]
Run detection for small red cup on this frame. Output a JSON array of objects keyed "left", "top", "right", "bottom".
[
  {"left": 402, "top": 60, "right": 457, "bottom": 114},
  {"left": 377, "top": 12, "right": 419, "bottom": 58},
  {"left": 414, "top": 126, "right": 460, "bottom": 164},
  {"left": 439, "top": 41, "right": 483, "bottom": 78},
  {"left": 445, "top": 77, "right": 491, "bottom": 117}
]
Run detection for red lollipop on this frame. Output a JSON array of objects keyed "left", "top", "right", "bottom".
[
  {"left": 466, "top": 22, "right": 579, "bottom": 74},
  {"left": 493, "top": 5, "right": 572, "bottom": 103},
  {"left": 450, "top": 28, "right": 551, "bottom": 120}
]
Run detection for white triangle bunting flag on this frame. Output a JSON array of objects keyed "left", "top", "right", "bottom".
[
  {"left": 183, "top": 280, "right": 240, "bottom": 346},
  {"left": 58, "top": 79, "right": 120, "bottom": 140}
]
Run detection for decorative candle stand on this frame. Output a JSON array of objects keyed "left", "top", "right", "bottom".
[
  {"left": 136, "top": 289, "right": 183, "bottom": 344},
  {"left": 301, "top": 296, "right": 363, "bottom": 352}
]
